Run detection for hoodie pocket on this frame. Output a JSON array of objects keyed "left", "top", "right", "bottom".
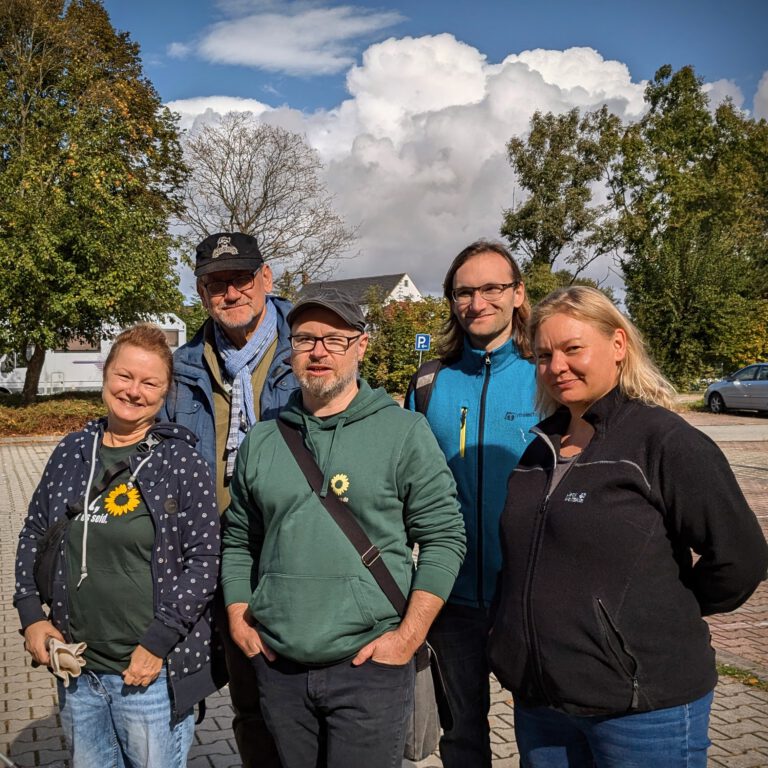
[
  {"left": 595, "top": 598, "right": 640, "bottom": 710},
  {"left": 249, "top": 573, "right": 377, "bottom": 662}
]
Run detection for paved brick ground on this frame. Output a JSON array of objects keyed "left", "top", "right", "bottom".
[
  {"left": 1, "top": 416, "right": 767, "bottom": 767},
  {"left": 706, "top": 442, "right": 768, "bottom": 679}
]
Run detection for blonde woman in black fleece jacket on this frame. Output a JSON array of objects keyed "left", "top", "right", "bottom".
[{"left": 488, "top": 286, "right": 768, "bottom": 768}]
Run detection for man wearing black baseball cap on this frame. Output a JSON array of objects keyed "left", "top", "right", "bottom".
[
  {"left": 163, "top": 232, "right": 298, "bottom": 768},
  {"left": 221, "top": 287, "right": 466, "bottom": 767},
  {"left": 286, "top": 286, "right": 368, "bottom": 331}
]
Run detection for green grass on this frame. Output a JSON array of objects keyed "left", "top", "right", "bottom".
[
  {"left": 717, "top": 663, "right": 768, "bottom": 692},
  {"left": 675, "top": 398, "right": 708, "bottom": 412},
  {"left": 0, "top": 392, "right": 105, "bottom": 437}
]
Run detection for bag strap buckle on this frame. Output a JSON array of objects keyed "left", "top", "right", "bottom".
[{"left": 361, "top": 545, "right": 381, "bottom": 567}]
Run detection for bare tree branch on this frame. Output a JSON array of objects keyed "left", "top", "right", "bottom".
[{"left": 176, "top": 112, "right": 358, "bottom": 295}]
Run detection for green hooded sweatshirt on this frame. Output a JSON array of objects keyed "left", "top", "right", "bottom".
[{"left": 221, "top": 379, "right": 466, "bottom": 664}]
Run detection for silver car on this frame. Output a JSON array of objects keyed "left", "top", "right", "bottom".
[{"left": 704, "top": 363, "right": 768, "bottom": 414}]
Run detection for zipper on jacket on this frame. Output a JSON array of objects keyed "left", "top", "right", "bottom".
[
  {"left": 596, "top": 598, "right": 641, "bottom": 710},
  {"left": 60, "top": 524, "right": 73, "bottom": 642},
  {"left": 145, "top": 476, "right": 178, "bottom": 717},
  {"left": 61, "top": 446, "right": 103, "bottom": 643},
  {"left": 522, "top": 429, "right": 572, "bottom": 706},
  {"left": 531, "top": 427, "right": 570, "bottom": 506},
  {"left": 459, "top": 407, "right": 467, "bottom": 458},
  {"left": 476, "top": 353, "right": 492, "bottom": 606},
  {"left": 522, "top": 489, "right": 554, "bottom": 705}
]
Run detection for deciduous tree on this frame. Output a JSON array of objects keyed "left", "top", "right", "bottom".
[
  {"left": 522, "top": 262, "right": 614, "bottom": 306},
  {"left": 501, "top": 107, "right": 621, "bottom": 278},
  {"left": 611, "top": 65, "right": 768, "bottom": 386},
  {"left": 361, "top": 293, "right": 449, "bottom": 395},
  {"left": 175, "top": 296, "right": 208, "bottom": 340},
  {"left": 0, "top": 0, "right": 186, "bottom": 401},
  {"left": 178, "top": 113, "right": 357, "bottom": 295}
]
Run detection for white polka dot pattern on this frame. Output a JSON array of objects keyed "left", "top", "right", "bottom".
[{"left": 13, "top": 419, "right": 220, "bottom": 702}]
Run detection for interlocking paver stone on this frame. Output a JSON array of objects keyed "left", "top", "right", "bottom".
[{"left": 2, "top": 411, "right": 767, "bottom": 767}]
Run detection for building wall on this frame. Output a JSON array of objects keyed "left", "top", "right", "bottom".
[{"left": 388, "top": 274, "right": 422, "bottom": 302}]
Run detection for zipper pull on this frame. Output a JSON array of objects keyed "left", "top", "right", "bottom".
[
  {"left": 631, "top": 678, "right": 639, "bottom": 709},
  {"left": 485, "top": 352, "right": 491, "bottom": 367},
  {"left": 460, "top": 407, "right": 467, "bottom": 458}
]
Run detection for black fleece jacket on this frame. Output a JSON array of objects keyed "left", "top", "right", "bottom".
[{"left": 488, "top": 388, "right": 768, "bottom": 716}]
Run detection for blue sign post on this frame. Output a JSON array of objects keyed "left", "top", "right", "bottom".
[{"left": 414, "top": 333, "right": 431, "bottom": 366}]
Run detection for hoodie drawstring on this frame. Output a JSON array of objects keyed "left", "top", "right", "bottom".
[
  {"left": 76, "top": 435, "right": 155, "bottom": 589},
  {"left": 299, "top": 413, "right": 347, "bottom": 499},
  {"left": 319, "top": 417, "right": 346, "bottom": 498},
  {"left": 77, "top": 434, "right": 100, "bottom": 588}
]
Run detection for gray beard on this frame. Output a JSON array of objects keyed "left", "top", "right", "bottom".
[{"left": 297, "top": 366, "right": 358, "bottom": 403}]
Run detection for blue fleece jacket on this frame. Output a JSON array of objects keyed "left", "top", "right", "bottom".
[{"left": 406, "top": 338, "right": 537, "bottom": 608}]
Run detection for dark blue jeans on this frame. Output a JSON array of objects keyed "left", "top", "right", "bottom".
[
  {"left": 428, "top": 604, "right": 493, "bottom": 768},
  {"left": 514, "top": 690, "right": 714, "bottom": 767},
  {"left": 215, "top": 591, "right": 281, "bottom": 768},
  {"left": 252, "top": 654, "right": 415, "bottom": 768}
]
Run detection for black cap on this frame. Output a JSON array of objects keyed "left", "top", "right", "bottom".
[
  {"left": 194, "top": 232, "right": 264, "bottom": 277},
  {"left": 287, "top": 288, "right": 366, "bottom": 332}
]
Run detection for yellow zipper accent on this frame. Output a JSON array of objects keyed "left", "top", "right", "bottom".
[{"left": 460, "top": 407, "right": 467, "bottom": 458}]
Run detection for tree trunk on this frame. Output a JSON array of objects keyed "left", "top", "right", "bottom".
[{"left": 21, "top": 344, "right": 46, "bottom": 404}]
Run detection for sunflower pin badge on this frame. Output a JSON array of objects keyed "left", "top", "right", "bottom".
[{"left": 330, "top": 473, "right": 350, "bottom": 502}]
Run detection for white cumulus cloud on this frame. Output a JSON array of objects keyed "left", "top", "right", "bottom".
[
  {"left": 167, "top": 41, "right": 192, "bottom": 59},
  {"left": 168, "top": 37, "right": 657, "bottom": 294},
  {"left": 166, "top": 96, "right": 273, "bottom": 131},
  {"left": 702, "top": 79, "right": 744, "bottom": 112},
  {"left": 753, "top": 71, "right": 768, "bottom": 119}
]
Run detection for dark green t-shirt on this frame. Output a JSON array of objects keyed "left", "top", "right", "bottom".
[{"left": 66, "top": 441, "right": 156, "bottom": 673}]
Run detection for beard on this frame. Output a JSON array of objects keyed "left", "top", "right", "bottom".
[
  {"left": 296, "top": 365, "right": 358, "bottom": 403},
  {"left": 211, "top": 303, "right": 261, "bottom": 331}
]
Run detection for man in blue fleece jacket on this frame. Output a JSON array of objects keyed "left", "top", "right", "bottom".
[{"left": 405, "top": 240, "right": 537, "bottom": 768}]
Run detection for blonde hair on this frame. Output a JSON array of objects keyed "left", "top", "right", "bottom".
[
  {"left": 530, "top": 286, "right": 676, "bottom": 415},
  {"left": 103, "top": 323, "right": 173, "bottom": 387}
]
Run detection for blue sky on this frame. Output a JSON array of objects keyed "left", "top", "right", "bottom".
[
  {"left": 104, "top": 0, "right": 767, "bottom": 112},
  {"left": 100, "top": 0, "right": 768, "bottom": 295}
]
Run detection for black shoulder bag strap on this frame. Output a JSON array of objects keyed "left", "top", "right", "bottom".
[
  {"left": 34, "top": 454, "right": 137, "bottom": 607},
  {"left": 66, "top": 457, "right": 133, "bottom": 517},
  {"left": 276, "top": 419, "right": 454, "bottom": 730},
  {"left": 405, "top": 358, "right": 442, "bottom": 415},
  {"left": 68, "top": 431, "right": 163, "bottom": 517},
  {"left": 276, "top": 420, "right": 407, "bottom": 616}
]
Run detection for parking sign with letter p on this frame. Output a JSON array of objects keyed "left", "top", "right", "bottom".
[{"left": 414, "top": 334, "right": 431, "bottom": 351}]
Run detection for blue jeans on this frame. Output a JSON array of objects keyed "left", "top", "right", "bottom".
[
  {"left": 514, "top": 690, "right": 714, "bottom": 768},
  {"left": 252, "top": 654, "right": 415, "bottom": 768},
  {"left": 58, "top": 669, "right": 194, "bottom": 768},
  {"left": 427, "top": 604, "right": 492, "bottom": 768}
]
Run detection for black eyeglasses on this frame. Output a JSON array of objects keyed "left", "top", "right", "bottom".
[
  {"left": 451, "top": 281, "right": 519, "bottom": 305},
  {"left": 289, "top": 334, "right": 362, "bottom": 354},
  {"left": 203, "top": 269, "right": 262, "bottom": 297}
]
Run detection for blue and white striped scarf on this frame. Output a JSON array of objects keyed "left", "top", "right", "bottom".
[{"left": 214, "top": 300, "right": 278, "bottom": 480}]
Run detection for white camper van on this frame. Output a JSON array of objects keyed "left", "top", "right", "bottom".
[{"left": 0, "top": 314, "right": 186, "bottom": 395}]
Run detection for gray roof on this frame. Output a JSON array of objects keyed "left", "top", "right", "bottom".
[{"left": 297, "top": 274, "right": 408, "bottom": 304}]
